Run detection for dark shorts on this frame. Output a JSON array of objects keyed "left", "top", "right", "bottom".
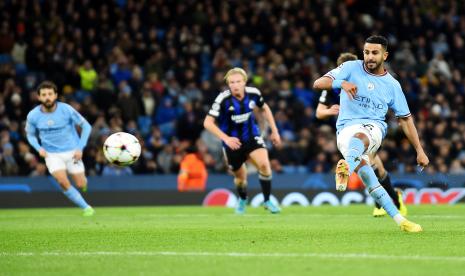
[{"left": 223, "top": 136, "right": 266, "bottom": 171}]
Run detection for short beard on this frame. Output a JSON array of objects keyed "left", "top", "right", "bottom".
[
  {"left": 42, "top": 101, "right": 56, "bottom": 110},
  {"left": 365, "top": 61, "right": 382, "bottom": 73}
]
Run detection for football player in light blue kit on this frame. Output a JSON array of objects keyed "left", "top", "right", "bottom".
[
  {"left": 26, "top": 81, "right": 95, "bottom": 216},
  {"left": 313, "top": 35, "right": 429, "bottom": 232}
]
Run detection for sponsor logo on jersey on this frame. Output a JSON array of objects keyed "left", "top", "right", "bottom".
[{"left": 231, "top": 112, "right": 251, "bottom": 123}]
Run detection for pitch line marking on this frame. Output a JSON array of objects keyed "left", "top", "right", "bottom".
[{"left": 1, "top": 251, "right": 465, "bottom": 262}]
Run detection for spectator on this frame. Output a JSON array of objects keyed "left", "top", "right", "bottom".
[
  {"left": 177, "top": 146, "right": 208, "bottom": 192},
  {"left": 78, "top": 60, "right": 98, "bottom": 91},
  {"left": 0, "top": 1, "right": 465, "bottom": 176}
]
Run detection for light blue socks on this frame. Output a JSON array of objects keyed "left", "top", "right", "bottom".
[
  {"left": 63, "top": 186, "right": 90, "bottom": 209},
  {"left": 346, "top": 137, "right": 365, "bottom": 174},
  {"left": 358, "top": 165, "right": 399, "bottom": 217}
]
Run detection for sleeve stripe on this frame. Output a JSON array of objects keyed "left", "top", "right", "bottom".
[
  {"left": 214, "top": 90, "right": 231, "bottom": 104},
  {"left": 209, "top": 110, "right": 219, "bottom": 117},
  {"left": 396, "top": 113, "right": 411, "bottom": 118},
  {"left": 245, "top": 86, "right": 261, "bottom": 96},
  {"left": 323, "top": 74, "right": 335, "bottom": 80}
]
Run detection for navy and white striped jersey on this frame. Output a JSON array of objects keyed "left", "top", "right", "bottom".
[
  {"left": 208, "top": 86, "right": 264, "bottom": 142},
  {"left": 319, "top": 89, "right": 340, "bottom": 106}
]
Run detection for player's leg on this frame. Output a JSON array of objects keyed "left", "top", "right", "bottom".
[
  {"left": 370, "top": 153, "right": 385, "bottom": 215},
  {"left": 70, "top": 172, "right": 88, "bottom": 192},
  {"left": 337, "top": 125, "right": 420, "bottom": 232},
  {"left": 335, "top": 125, "right": 370, "bottom": 191},
  {"left": 45, "top": 152, "right": 93, "bottom": 216},
  {"left": 357, "top": 162, "right": 420, "bottom": 232},
  {"left": 370, "top": 154, "right": 407, "bottom": 217},
  {"left": 248, "top": 148, "right": 280, "bottom": 214},
  {"left": 232, "top": 165, "right": 248, "bottom": 214},
  {"left": 223, "top": 148, "right": 248, "bottom": 214},
  {"left": 50, "top": 170, "right": 92, "bottom": 214},
  {"left": 372, "top": 154, "right": 399, "bottom": 208},
  {"left": 67, "top": 156, "right": 94, "bottom": 216}
]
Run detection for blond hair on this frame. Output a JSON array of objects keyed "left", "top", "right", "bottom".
[
  {"left": 337, "top": 52, "right": 358, "bottom": 66},
  {"left": 224, "top": 67, "right": 248, "bottom": 83}
]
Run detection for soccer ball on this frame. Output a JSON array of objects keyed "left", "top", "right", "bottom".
[{"left": 103, "top": 132, "right": 141, "bottom": 166}]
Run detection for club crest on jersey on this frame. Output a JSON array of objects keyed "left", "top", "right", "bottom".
[
  {"left": 367, "top": 82, "right": 375, "bottom": 91},
  {"left": 47, "top": 120, "right": 54, "bottom": 126},
  {"left": 248, "top": 100, "right": 256, "bottom": 109},
  {"left": 228, "top": 106, "right": 235, "bottom": 111}
]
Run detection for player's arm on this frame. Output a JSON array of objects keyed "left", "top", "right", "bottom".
[
  {"left": 256, "top": 103, "right": 281, "bottom": 147},
  {"left": 316, "top": 103, "right": 340, "bottom": 119},
  {"left": 73, "top": 119, "right": 91, "bottom": 160},
  {"left": 313, "top": 76, "right": 333, "bottom": 91},
  {"left": 253, "top": 109, "right": 268, "bottom": 137},
  {"left": 25, "top": 118, "right": 47, "bottom": 158},
  {"left": 203, "top": 115, "right": 241, "bottom": 150},
  {"left": 68, "top": 105, "right": 92, "bottom": 160},
  {"left": 397, "top": 116, "right": 429, "bottom": 169},
  {"left": 390, "top": 81, "right": 429, "bottom": 169},
  {"left": 315, "top": 90, "right": 339, "bottom": 120},
  {"left": 313, "top": 76, "right": 357, "bottom": 99},
  {"left": 77, "top": 120, "right": 92, "bottom": 150},
  {"left": 313, "top": 62, "right": 357, "bottom": 99},
  {"left": 68, "top": 106, "right": 92, "bottom": 150}
]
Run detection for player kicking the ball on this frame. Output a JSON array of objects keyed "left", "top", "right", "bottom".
[
  {"left": 315, "top": 52, "right": 407, "bottom": 218},
  {"left": 313, "top": 36, "right": 429, "bottom": 232}
]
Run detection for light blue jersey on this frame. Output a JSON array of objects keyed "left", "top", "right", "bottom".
[
  {"left": 26, "top": 102, "right": 92, "bottom": 153},
  {"left": 325, "top": 60, "right": 410, "bottom": 137}
]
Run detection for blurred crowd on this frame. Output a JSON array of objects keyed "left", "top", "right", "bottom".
[{"left": 1, "top": 0, "right": 465, "bottom": 176}]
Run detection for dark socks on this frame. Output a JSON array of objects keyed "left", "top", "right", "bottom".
[
  {"left": 236, "top": 186, "right": 247, "bottom": 200},
  {"left": 259, "top": 174, "right": 272, "bottom": 202}
]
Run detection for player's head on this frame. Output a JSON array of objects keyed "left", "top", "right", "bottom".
[
  {"left": 37, "top": 81, "right": 58, "bottom": 109},
  {"left": 224, "top": 67, "right": 247, "bottom": 96},
  {"left": 363, "top": 35, "right": 388, "bottom": 73},
  {"left": 336, "top": 52, "right": 358, "bottom": 66}
]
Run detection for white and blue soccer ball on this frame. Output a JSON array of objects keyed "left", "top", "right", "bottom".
[{"left": 103, "top": 132, "right": 141, "bottom": 166}]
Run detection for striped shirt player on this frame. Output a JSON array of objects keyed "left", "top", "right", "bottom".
[
  {"left": 318, "top": 89, "right": 339, "bottom": 108},
  {"left": 204, "top": 67, "right": 282, "bottom": 214},
  {"left": 208, "top": 86, "right": 265, "bottom": 164}
]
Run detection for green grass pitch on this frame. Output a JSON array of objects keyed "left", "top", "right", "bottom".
[{"left": 1, "top": 205, "right": 465, "bottom": 275}]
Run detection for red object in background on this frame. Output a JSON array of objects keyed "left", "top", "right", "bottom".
[
  {"left": 177, "top": 153, "right": 208, "bottom": 192},
  {"left": 17, "top": 22, "right": 25, "bottom": 35},
  {"left": 348, "top": 172, "right": 364, "bottom": 190}
]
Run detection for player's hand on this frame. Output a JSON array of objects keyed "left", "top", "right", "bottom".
[
  {"left": 327, "top": 104, "right": 340, "bottom": 116},
  {"left": 73, "top": 150, "right": 83, "bottom": 161},
  {"left": 416, "top": 151, "right": 429, "bottom": 171},
  {"left": 39, "top": 148, "right": 47, "bottom": 158},
  {"left": 224, "top": 137, "right": 241, "bottom": 150},
  {"left": 341, "top": 81, "right": 357, "bottom": 99},
  {"left": 270, "top": 131, "right": 281, "bottom": 147}
]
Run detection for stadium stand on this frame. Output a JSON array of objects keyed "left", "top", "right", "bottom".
[{"left": 0, "top": 0, "right": 464, "bottom": 176}]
